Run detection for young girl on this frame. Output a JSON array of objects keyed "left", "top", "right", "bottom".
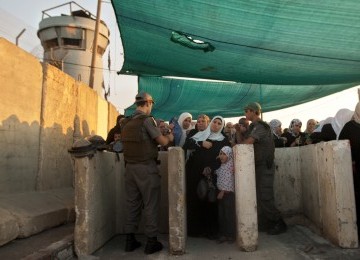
[{"left": 215, "top": 146, "right": 236, "bottom": 243}]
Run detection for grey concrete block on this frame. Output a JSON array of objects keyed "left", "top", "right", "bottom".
[
  {"left": 0, "top": 192, "right": 69, "bottom": 238},
  {"left": 47, "top": 188, "right": 75, "bottom": 222},
  {"left": 74, "top": 153, "right": 116, "bottom": 256},
  {"left": 274, "top": 147, "right": 302, "bottom": 215},
  {"left": 233, "top": 145, "right": 258, "bottom": 252},
  {"left": 168, "top": 147, "right": 186, "bottom": 255},
  {"left": 317, "top": 141, "right": 358, "bottom": 248},
  {"left": 0, "top": 208, "right": 19, "bottom": 246}
]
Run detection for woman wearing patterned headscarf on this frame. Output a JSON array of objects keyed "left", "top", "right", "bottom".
[
  {"left": 183, "top": 116, "right": 230, "bottom": 239},
  {"left": 281, "top": 119, "right": 306, "bottom": 147},
  {"left": 269, "top": 119, "right": 286, "bottom": 148}
]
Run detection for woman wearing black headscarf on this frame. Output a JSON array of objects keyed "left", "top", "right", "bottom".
[
  {"left": 106, "top": 114, "right": 125, "bottom": 144},
  {"left": 183, "top": 115, "right": 230, "bottom": 239}
]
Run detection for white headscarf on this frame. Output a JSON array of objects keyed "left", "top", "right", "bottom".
[
  {"left": 191, "top": 115, "right": 225, "bottom": 142},
  {"left": 177, "top": 112, "right": 193, "bottom": 147},
  {"left": 354, "top": 102, "right": 360, "bottom": 124},
  {"left": 314, "top": 117, "right": 333, "bottom": 133},
  {"left": 331, "top": 108, "right": 354, "bottom": 139}
]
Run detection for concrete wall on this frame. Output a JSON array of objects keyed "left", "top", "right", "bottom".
[
  {"left": 274, "top": 141, "right": 358, "bottom": 248},
  {"left": 0, "top": 38, "right": 42, "bottom": 193},
  {"left": 0, "top": 38, "right": 119, "bottom": 194},
  {"left": 274, "top": 147, "right": 302, "bottom": 216},
  {"left": 73, "top": 141, "right": 357, "bottom": 255}
]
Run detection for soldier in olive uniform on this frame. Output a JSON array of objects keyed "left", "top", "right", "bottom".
[
  {"left": 240, "top": 102, "right": 287, "bottom": 235},
  {"left": 121, "top": 92, "right": 174, "bottom": 254}
]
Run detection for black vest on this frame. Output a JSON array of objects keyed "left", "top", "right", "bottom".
[{"left": 121, "top": 114, "right": 158, "bottom": 163}]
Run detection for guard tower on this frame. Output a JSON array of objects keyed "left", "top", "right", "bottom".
[{"left": 37, "top": 2, "right": 110, "bottom": 96}]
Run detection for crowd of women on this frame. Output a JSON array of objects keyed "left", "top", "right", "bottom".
[
  {"left": 106, "top": 97, "right": 360, "bottom": 243},
  {"left": 152, "top": 98, "right": 360, "bottom": 242}
]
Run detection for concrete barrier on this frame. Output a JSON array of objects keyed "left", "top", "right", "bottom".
[
  {"left": 274, "top": 141, "right": 358, "bottom": 248},
  {"left": 168, "top": 147, "right": 186, "bottom": 255},
  {"left": 72, "top": 140, "right": 358, "bottom": 256},
  {"left": 74, "top": 153, "right": 116, "bottom": 256},
  {"left": 233, "top": 145, "right": 258, "bottom": 252},
  {"left": 74, "top": 151, "right": 169, "bottom": 256},
  {"left": 316, "top": 141, "right": 357, "bottom": 248}
]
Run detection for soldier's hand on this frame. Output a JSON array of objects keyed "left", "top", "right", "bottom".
[{"left": 167, "top": 133, "right": 174, "bottom": 142}]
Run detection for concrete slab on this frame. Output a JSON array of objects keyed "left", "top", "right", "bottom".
[
  {"left": 317, "top": 141, "right": 358, "bottom": 248},
  {"left": 0, "top": 223, "right": 74, "bottom": 260},
  {"left": 47, "top": 187, "right": 75, "bottom": 222},
  {"left": 74, "top": 154, "right": 116, "bottom": 256},
  {"left": 0, "top": 208, "right": 19, "bottom": 246},
  {"left": 0, "top": 191, "right": 71, "bottom": 238},
  {"left": 274, "top": 147, "right": 302, "bottom": 215},
  {"left": 233, "top": 144, "right": 258, "bottom": 252},
  {"left": 168, "top": 147, "right": 186, "bottom": 255}
]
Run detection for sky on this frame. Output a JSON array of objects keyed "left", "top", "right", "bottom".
[{"left": 1, "top": 1, "right": 359, "bottom": 129}]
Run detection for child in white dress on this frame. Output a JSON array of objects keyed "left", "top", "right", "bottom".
[{"left": 215, "top": 146, "right": 236, "bottom": 243}]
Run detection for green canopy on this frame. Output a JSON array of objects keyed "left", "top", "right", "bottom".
[
  {"left": 111, "top": 1, "right": 360, "bottom": 117},
  {"left": 124, "top": 77, "right": 356, "bottom": 119},
  {"left": 112, "top": 0, "right": 360, "bottom": 85}
]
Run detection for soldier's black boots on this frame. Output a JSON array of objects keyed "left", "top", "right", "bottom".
[
  {"left": 267, "top": 218, "right": 287, "bottom": 235},
  {"left": 144, "top": 236, "right": 163, "bottom": 255},
  {"left": 124, "top": 233, "right": 141, "bottom": 252}
]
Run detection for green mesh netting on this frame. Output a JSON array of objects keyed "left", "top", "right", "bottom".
[
  {"left": 112, "top": 0, "right": 360, "bottom": 85},
  {"left": 112, "top": 1, "right": 360, "bottom": 118},
  {"left": 124, "top": 76, "right": 357, "bottom": 119}
]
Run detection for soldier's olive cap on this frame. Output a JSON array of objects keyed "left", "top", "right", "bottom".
[
  {"left": 244, "top": 102, "right": 261, "bottom": 112},
  {"left": 135, "top": 92, "right": 155, "bottom": 104}
]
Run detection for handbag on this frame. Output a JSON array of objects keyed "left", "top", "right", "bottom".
[
  {"left": 207, "top": 181, "right": 217, "bottom": 203},
  {"left": 196, "top": 178, "right": 208, "bottom": 200},
  {"left": 197, "top": 175, "right": 217, "bottom": 202}
]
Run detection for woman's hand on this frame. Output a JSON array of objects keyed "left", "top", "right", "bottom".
[
  {"left": 202, "top": 140, "right": 213, "bottom": 149},
  {"left": 202, "top": 167, "right": 212, "bottom": 177},
  {"left": 217, "top": 190, "right": 224, "bottom": 200}
]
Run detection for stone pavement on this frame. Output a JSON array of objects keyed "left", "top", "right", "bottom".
[
  {"left": 91, "top": 226, "right": 360, "bottom": 260},
  {"left": 1, "top": 224, "right": 359, "bottom": 259}
]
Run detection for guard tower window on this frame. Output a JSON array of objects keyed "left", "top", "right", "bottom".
[
  {"left": 60, "top": 27, "right": 85, "bottom": 49},
  {"left": 62, "top": 38, "right": 82, "bottom": 48},
  {"left": 44, "top": 38, "right": 59, "bottom": 49}
]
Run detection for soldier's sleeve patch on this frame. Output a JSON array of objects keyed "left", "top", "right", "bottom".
[{"left": 150, "top": 116, "right": 157, "bottom": 126}]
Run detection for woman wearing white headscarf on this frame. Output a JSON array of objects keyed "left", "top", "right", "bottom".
[
  {"left": 183, "top": 116, "right": 230, "bottom": 239},
  {"left": 170, "top": 112, "right": 193, "bottom": 147},
  {"left": 310, "top": 117, "right": 336, "bottom": 144},
  {"left": 331, "top": 108, "right": 354, "bottom": 140},
  {"left": 178, "top": 112, "right": 193, "bottom": 146}
]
